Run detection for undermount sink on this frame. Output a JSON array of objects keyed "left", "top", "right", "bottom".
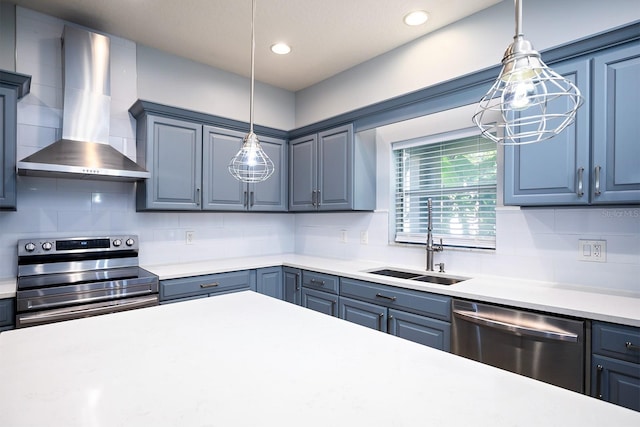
[{"left": 366, "top": 268, "right": 467, "bottom": 286}]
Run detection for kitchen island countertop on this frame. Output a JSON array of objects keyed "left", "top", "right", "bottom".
[
  {"left": 0, "top": 291, "right": 638, "bottom": 426},
  {"left": 144, "top": 254, "right": 640, "bottom": 327}
]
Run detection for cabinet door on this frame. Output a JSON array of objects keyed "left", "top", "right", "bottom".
[
  {"left": 202, "top": 126, "right": 246, "bottom": 211},
  {"left": 503, "top": 58, "right": 590, "bottom": 206},
  {"left": 318, "top": 124, "right": 353, "bottom": 210},
  {"left": 592, "top": 355, "right": 640, "bottom": 412},
  {"left": 256, "top": 267, "right": 283, "bottom": 299},
  {"left": 339, "top": 296, "right": 387, "bottom": 332},
  {"left": 283, "top": 267, "right": 301, "bottom": 305},
  {"left": 0, "top": 298, "right": 15, "bottom": 331},
  {"left": 249, "top": 135, "right": 287, "bottom": 212},
  {"left": 289, "top": 134, "right": 317, "bottom": 211},
  {"left": 138, "top": 116, "right": 202, "bottom": 210},
  {"left": 592, "top": 43, "right": 640, "bottom": 204},
  {"left": 301, "top": 288, "right": 338, "bottom": 317},
  {"left": 0, "top": 86, "right": 17, "bottom": 210},
  {"left": 389, "top": 309, "right": 451, "bottom": 351}
]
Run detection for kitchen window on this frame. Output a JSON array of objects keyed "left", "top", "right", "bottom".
[{"left": 393, "top": 127, "right": 497, "bottom": 249}]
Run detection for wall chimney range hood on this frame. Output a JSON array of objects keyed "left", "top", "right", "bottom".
[{"left": 17, "top": 26, "right": 149, "bottom": 181}]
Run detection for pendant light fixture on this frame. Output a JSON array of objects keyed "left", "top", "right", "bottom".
[
  {"left": 473, "top": 0, "right": 583, "bottom": 145},
  {"left": 229, "top": 0, "right": 275, "bottom": 182}
]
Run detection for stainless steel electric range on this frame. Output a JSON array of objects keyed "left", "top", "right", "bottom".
[{"left": 16, "top": 235, "right": 159, "bottom": 328}]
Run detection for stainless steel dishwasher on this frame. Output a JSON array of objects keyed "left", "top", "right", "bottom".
[{"left": 452, "top": 299, "right": 586, "bottom": 393}]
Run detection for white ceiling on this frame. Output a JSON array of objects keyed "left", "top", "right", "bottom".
[{"left": 10, "top": 0, "right": 503, "bottom": 92}]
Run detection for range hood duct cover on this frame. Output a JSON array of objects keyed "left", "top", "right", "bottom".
[{"left": 17, "top": 25, "right": 149, "bottom": 181}]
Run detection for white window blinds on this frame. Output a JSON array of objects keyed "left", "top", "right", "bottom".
[{"left": 393, "top": 130, "right": 497, "bottom": 249}]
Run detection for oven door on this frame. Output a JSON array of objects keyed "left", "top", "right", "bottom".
[{"left": 16, "top": 294, "right": 159, "bottom": 328}]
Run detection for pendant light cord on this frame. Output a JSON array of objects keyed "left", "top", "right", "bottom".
[
  {"left": 249, "top": 0, "right": 256, "bottom": 134},
  {"left": 514, "top": 0, "right": 522, "bottom": 37}
]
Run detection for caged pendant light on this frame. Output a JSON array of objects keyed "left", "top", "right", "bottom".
[
  {"left": 473, "top": 0, "right": 583, "bottom": 145},
  {"left": 229, "top": 0, "right": 275, "bottom": 183}
]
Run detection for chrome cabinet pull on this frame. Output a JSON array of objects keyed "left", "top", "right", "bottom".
[
  {"left": 577, "top": 167, "right": 584, "bottom": 197},
  {"left": 244, "top": 191, "right": 248, "bottom": 207},
  {"left": 295, "top": 273, "right": 300, "bottom": 291},
  {"left": 311, "top": 190, "right": 317, "bottom": 207},
  {"left": 250, "top": 191, "right": 255, "bottom": 207},
  {"left": 310, "top": 279, "right": 325, "bottom": 286},
  {"left": 375, "top": 293, "right": 397, "bottom": 302},
  {"left": 626, "top": 341, "right": 640, "bottom": 351},
  {"left": 200, "top": 282, "right": 219, "bottom": 289},
  {"left": 316, "top": 190, "right": 321, "bottom": 207},
  {"left": 595, "top": 364, "right": 603, "bottom": 399},
  {"left": 196, "top": 188, "right": 201, "bottom": 206},
  {"left": 594, "top": 165, "right": 601, "bottom": 196}
]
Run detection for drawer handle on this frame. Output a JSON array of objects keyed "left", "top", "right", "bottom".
[
  {"left": 200, "top": 282, "right": 220, "bottom": 289},
  {"left": 596, "top": 364, "right": 603, "bottom": 399},
  {"left": 576, "top": 167, "right": 584, "bottom": 197},
  {"left": 310, "top": 279, "right": 325, "bottom": 286},
  {"left": 375, "top": 293, "right": 397, "bottom": 301},
  {"left": 626, "top": 341, "right": 640, "bottom": 351}
]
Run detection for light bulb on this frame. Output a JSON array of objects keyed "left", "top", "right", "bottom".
[
  {"left": 246, "top": 145, "right": 258, "bottom": 166},
  {"left": 502, "top": 79, "right": 538, "bottom": 111}
]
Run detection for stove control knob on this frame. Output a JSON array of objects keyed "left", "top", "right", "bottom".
[
  {"left": 42, "top": 242, "right": 53, "bottom": 251},
  {"left": 125, "top": 238, "right": 135, "bottom": 247},
  {"left": 24, "top": 242, "right": 36, "bottom": 252},
  {"left": 113, "top": 239, "right": 122, "bottom": 247}
]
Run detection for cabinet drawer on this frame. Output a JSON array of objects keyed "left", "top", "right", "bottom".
[
  {"left": 301, "top": 270, "right": 339, "bottom": 294},
  {"left": 593, "top": 321, "right": 640, "bottom": 363},
  {"left": 160, "top": 270, "right": 253, "bottom": 301},
  {"left": 340, "top": 278, "right": 451, "bottom": 321},
  {"left": 0, "top": 298, "right": 15, "bottom": 330}
]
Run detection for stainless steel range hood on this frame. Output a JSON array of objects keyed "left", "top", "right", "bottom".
[{"left": 17, "top": 26, "right": 149, "bottom": 181}]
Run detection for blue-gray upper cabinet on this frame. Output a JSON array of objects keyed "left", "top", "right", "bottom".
[
  {"left": 203, "top": 126, "right": 287, "bottom": 212},
  {"left": 504, "top": 58, "right": 591, "bottom": 205},
  {"left": 136, "top": 114, "right": 203, "bottom": 210},
  {"left": 504, "top": 42, "right": 640, "bottom": 206},
  {"left": 256, "top": 266, "right": 283, "bottom": 299},
  {"left": 591, "top": 43, "right": 640, "bottom": 204},
  {"left": 1, "top": 71, "right": 30, "bottom": 210},
  {"left": 289, "top": 124, "right": 376, "bottom": 211},
  {"left": 283, "top": 266, "right": 302, "bottom": 305},
  {"left": 0, "top": 86, "right": 17, "bottom": 210}
]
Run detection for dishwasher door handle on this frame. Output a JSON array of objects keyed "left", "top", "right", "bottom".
[{"left": 453, "top": 309, "right": 579, "bottom": 342}]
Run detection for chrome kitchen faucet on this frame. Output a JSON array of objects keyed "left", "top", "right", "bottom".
[{"left": 426, "top": 198, "right": 444, "bottom": 272}]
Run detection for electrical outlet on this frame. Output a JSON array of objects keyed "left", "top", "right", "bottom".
[
  {"left": 360, "top": 231, "right": 369, "bottom": 245},
  {"left": 340, "top": 230, "right": 348, "bottom": 243},
  {"left": 186, "top": 231, "right": 195, "bottom": 245},
  {"left": 578, "top": 239, "right": 606, "bottom": 262}
]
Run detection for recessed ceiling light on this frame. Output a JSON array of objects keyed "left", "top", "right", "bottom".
[
  {"left": 403, "top": 10, "right": 429, "bottom": 26},
  {"left": 270, "top": 43, "right": 291, "bottom": 55}
]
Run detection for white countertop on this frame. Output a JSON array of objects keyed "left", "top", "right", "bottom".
[
  {"left": 1, "top": 291, "right": 638, "bottom": 427},
  {"left": 0, "top": 278, "right": 15, "bottom": 299},
  {"left": 144, "top": 254, "right": 640, "bottom": 327}
]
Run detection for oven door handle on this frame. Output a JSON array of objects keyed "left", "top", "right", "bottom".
[
  {"left": 17, "top": 296, "right": 158, "bottom": 327},
  {"left": 452, "top": 309, "right": 579, "bottom": 342}
]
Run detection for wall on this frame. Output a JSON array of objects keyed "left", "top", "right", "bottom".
[
  {"left": 0, "top": 7, "right": 295, "bottom": 279},
  {"left": 290, "top": 0, "right": 640, "bottom": 293},
  {"left": 295, "top": 0, "right": 640, "bottom": 127}
]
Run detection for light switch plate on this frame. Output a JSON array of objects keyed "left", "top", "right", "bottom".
[{"left": 578, "top": 239, "right": 606, "bottom": 262}]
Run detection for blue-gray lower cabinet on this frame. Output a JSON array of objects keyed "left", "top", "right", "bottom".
[
  {"left": 301, "top": 288, "right": 339, "bottom": 317},
  {"left": 0, "top": 298, "right": 15, "bottom": 332},
  {"left": 591, "top": 321, "right": 640, "bottom": 411},
  {"left": 339, "top": 278, "right": 451, "bottom": 351},
  {"left": 256, "top": 267, "right": 283, "bottom": 299},
  {"left": 283, "top": 267, "right": 302, "bottom": 305},
  {"left": 160, "top": 270, "right": 256, "bottom": 304}
]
